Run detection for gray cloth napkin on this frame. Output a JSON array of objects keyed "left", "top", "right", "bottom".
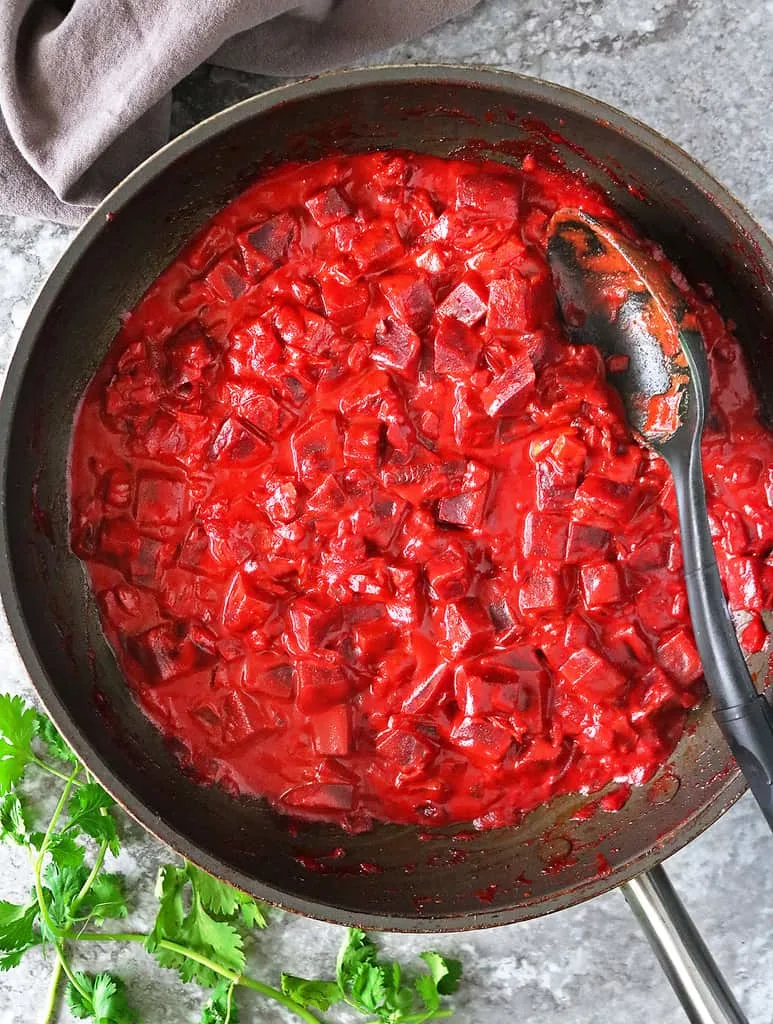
[{"left": 0, "top": 1, "right": 475, "bottom": 224}]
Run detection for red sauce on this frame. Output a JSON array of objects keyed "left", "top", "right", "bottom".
[{"left": 69, "top": 151, "right": 773, "bottom": 833}]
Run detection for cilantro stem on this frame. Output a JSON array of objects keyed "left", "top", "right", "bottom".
[
  {"left": 39, "top": 953, "right": 62, "bottom": 1024},
  {"left": 55, "top": 942, "right": 89, "bottom": 999},
  {"left": 77, "top": 932, "right": 323, "bottom": 1023},
  {"left": 33, "top": 764, "right": 80, "bottom": 939},
  {"left": 69, "top": 836, "right": 108, "bottom": 917},
  {"left": 30, "top": 755, "right": 83, "bottom": 786}
]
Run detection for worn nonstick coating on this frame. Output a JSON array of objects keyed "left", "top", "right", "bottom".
[{"left": 1, "top": 66, "right": 772, "bottom": 931}]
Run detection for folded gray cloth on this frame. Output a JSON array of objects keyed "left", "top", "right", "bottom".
[{"left": 0, "top": 1, "right": 475, "bottom": 224}]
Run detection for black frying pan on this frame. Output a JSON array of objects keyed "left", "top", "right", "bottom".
[{"left": 1, "top": 66, "right": 771, "bottom": 1023}]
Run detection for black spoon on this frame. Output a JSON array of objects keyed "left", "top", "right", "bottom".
[{"left": 546, "top": 208, "right": 773, "bottom": 831}]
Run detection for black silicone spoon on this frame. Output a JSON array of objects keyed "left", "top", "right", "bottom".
[{"left": 546, "top": 208, "right": 773, "bottom": 831}]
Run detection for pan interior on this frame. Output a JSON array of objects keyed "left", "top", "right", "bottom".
[{"left": 3, "top": 69, "right": 769, "bottom": 930}]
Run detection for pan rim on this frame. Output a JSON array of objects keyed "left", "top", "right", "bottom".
[{"left": 0, "top": 62, "right": 762, "bottom": 931}]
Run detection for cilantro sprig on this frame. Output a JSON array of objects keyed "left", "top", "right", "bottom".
[{"left": 0, "top": 693, "right": 462, "bottom": 1023}]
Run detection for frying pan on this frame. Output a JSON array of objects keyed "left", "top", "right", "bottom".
[{"left": 1, "top": 66, "right": 772, "bottom": 1024}]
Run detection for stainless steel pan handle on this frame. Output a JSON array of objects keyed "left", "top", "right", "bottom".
[{"left": 622, "top": 865, "right": 747, "bottom": 1024}]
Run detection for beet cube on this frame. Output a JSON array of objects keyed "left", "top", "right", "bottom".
[
  {"left": 205, "top": 255, "right": 247, "bottom": 301},
  {"left": 522, "top": 511, "right": 568, "bottom": 560},
  {"left": 377, "top": 729, "right": 436, "bottom": 775},
  {"left": 296, "top": 659, "right": 351, "bottom": 712},
  {"left": 625, "top": 537, "right": 667, "bottom": 572},
  {"left": 288, "top": 598, "right": 342, "bottom": 653},
  {"left": 102, "top": 467, "right": 132, "bottom": 509},
  {"left": 306, "top": 474, "right": 347, "bottom": 515},
  {"left": 128, "top": 622, "right": 216, "bottom": 684},
  {"left": 481, "top": 350, "right": 536, "bottom": 415},
  {"left": 740, "top": 616, "right": 769, "bottom": 654},
  {"left": 437, "top": 280, "right": 488, "bottom": 325},
  {"left": 351, "top": 219, "right": 404, "bottom": 272},
  {"left": 454, "top": 668, "right": 495, "bottom": 716},
  {"left": 241, "top": 212, "right": 298, "bottom": 265},
  {"left": 426, "top": 545, "right": 471, "bottom": 601},
  {"left": 312, "top": 705, "right": 352, "bottom": 756},
  {"left": 223, "top": 573, "right": 274, "bottom": 633},
  {"left": 380, "top": 272, "right": 434, "bottom": 331},
  {"left": 135, "top": 472, "right": 186, "bottom": 527},
  {"left": 559, "top": 646, "right": 627, "bottom": 697},
  {"left": 449, "top": 715, "right": 513, "bottom": 766},
  {"left": 434, "top": 318, "right": 483, "bottom": 376},
  {"left": 290, "top": 417, "right": 342, "bottom": 486},
  {"left": 724, "top": 556, "right": 765, "bottom": 612},
  {"left": 210, "top": 416, "right": 271, "bottom": 466},
  {"left": 437, "top": 489, "right": 488, "bottom": 530},
  {"left": 318, "top": 273, "right": 369, "bottom": 326},
  {"left": 226, "top": 319, "right": 282, "bottom": 377},
  {"left": 579, "top": 562, "right": 623, "bottom": 608},
  {"left": 305, "top": 186, "right": 352, "bottom": 227},
  {"left": 487, "top": 276, "right": 539, "bottom": 335},
  {"left": 343, "top": 419, "right": 382, "bottom": 468},
  {"left": 455, "top": 173, "right": 519, "bottom": 221},
  {"left": 280, "top": 782, "right": 354, "bottom": 812},
  {"left": 371, "top": 318, "right": 421, "bottom": 375},
  {"left": 657, "top": 629, "right": 703, "bottom": 685},
  {"left": 241, "top": 654, "right": 295, "bottom": 699},
  {"left": 572, "top": 476, "right": 633, "bottom": 528},
  {"left": 401, "top": 663, "right": 452, "bottom": 714},
  {"left": 439, "top": 598, "right": 494, "bottom": 659},
  {"left": 519, "top": 571, "right": 564, "bottom": 615}
]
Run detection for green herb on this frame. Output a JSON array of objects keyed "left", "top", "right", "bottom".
[{"left": 0, "top": 693, "right": 463, "bottom": 1022}]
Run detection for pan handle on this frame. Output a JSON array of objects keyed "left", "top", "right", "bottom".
[{"left": 621, "top": 865, "right": 747, "bottom": 1024}]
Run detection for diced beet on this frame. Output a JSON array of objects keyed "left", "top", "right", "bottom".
[
  {"left": 306, "top": 474, "right": 347, "bottom": 515},
  {"left": 550, "top": 432, "right": 587, "bottom": 471},
  {"left": 401, "top": 663, "right": 452, "bottom": 714},
  {"left": 434, "top": 318, "right": 483, "bottom": 376},
  {"left": 723, "top": 556, "right": 765, "bottom": 612},
  {"left": 234, "top": 235, "right": 272, "bottom": 281},
  {"left": 223, "top": 573, "right": 274, "bottom": 633},
  {"left": 481, "top": 350, "right": 535, "bottom": 415},
  {"left": 312, "top": 705, "right": 352, "bottom": 756},
  {"left": 241, "top": 654, "right": 295, "bottom": 698},
  {"left": 626, "top": 537, "right": 668, "bottom": 572},
  {"left": 296, "top": 659, "right": 351, "bottom": 711},
  {"left": 437, "top": 488, "right": 488, "bottom": 530},
  {"left": 371, "top": 318, "right": 421, "bottom": 375},
  {"left": 437, "top": 280, "right": 488, "bottom": 325},
  {"left": 572, "top": 476, "right": 633, "bottom": 528},
  {"left": 597, "top": 448, "right": 643, "bottom": 485},
  {"left": 127, "top": 535, "right": 172, "bottom": 587},
  {"left": 519, "top": 572, "right": 564, "bottom": 615},
  {"left": 579, "top": 562, "right": 623, "bottom": 608},
  {"left": 102, "top": 468, "right": 132, "bottom": 508},
  {"left": 380, "top": 272, "right": 434, "bottom": 331},
  {"left": 290, "top": 417, "right": 343, "bottom": 486},
  {"left": 426, "top": 545, "right": 471, "bottom": 601},
  {"left": 338, "top": 369, "right": 393, "bottom": 417},
  {"left": 454, "top": 667, "right": 495, "bottom": 716},
  {"left": 205, "top": 255, "right": 247, "bottom": 301},
  {"left": 318, "top": 273, "right": 369, "bottom": 326},
  {"left": 452, "top": 387, "right": 497, "bottom": 448},
  {"left": 128, "top": 622, "right": 216, "bottom": 683},
  {"left": 164, "top": 322, "right": 218, "bottom": 392},
  {"left": 559, "top": 646, "right": 627, "bottom": 697},
  {"left": 449, "top": 715, "right": 513, "bottom": 766},
  {"left": 135, "top": 472, "right": 186, "bottom": 527},
  {"left": 227, "top": 319, "right": 282, "bottom": 377},
  {"left": 264, "top": 480, "right": 299, "bottom": 524},
  {"left": 657, "top": 629, "right": 703, "bottom": 685},
  {"left": 350, "top": 219, "right": 404, "bottom": 272},
  {"left": 305, "top": 186, "right": 352, "bottom": 227},
  {"left": 288, "top": 598, "right": 342, "bottom": 653},
  {"left": 343, "top": 419, "right": 382, "bottom": 468},
  {"left": 636, "top": 580, "right": 686, "bottom": 633},
  {"left": 487, "top": 276, "right": 539, "bottom": 335},
  {"left": 241, "top": 212, "right": 299, "bottom": 265},
  {"left": 210, "top": 416, "right": 271, "bottom": 466},
  {"left": 522, "top": 511, "right": 568, "bottom": 560},
  {"left": 740, "top": 615, "right": 768, "bottom": 654},
  {"left": 439, "top": 598, "right": 494, "bottom": 659},
  {"left": 377, "top": 728, "right": 436, "bottom": 775},
  {"left": 280, "top": 782, "right": 354, "bottom": 812},
  {"left": 351, "top": 492, "right": 407, "bottom": 548},
  {"left": 455, "top": 173, "right": 519, "bottom": 221},
  {"left": 534, "top": 457, "right": 580, "bottom": 512}
]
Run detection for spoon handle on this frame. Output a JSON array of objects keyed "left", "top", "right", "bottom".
[{"left": 670, "top": 438, "right": 773, "bottom": 831}]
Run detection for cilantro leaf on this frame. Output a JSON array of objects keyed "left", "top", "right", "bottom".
[
  {"left": 419, "top": 951, "right": 463, "bottom": 996},
  {"left": 186, "top": 863, "right": 267, "bottom": 929},
  {"left": 281, "top": 974, "right": 343, "bottom": 1012},
  {"left": 81, "top": 873, "right": 128, "bottom": 925},
  {"left": 34, "top": 711, "right": 78, "bottom": 765},
  {"left": 66, "top": 971, "right": 136, "bottom": 1023},
  {"left": 48, "top": 832, "right": 87, "bottom": 869},
  {"left": 0, "top": 694, "right": 37, "bottom": 793},
  {"left": 43, "top": 861, "right": 90, "bottom": 933},
  {"left": 67, "top": 782, "right": 120, "bottom": 855},
  {"left": 148, "top": 865, "right": 245, "bottom": 986},
  {"left": 0, "top": 792, "right": 30, "bottom": 845},
  {"left": 0, "top": 900, "right": 38, "bottom": 970},
  {"left": 201, "top": 978, "right": 240, "bottom": 1024}
]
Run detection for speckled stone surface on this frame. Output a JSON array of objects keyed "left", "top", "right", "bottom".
[{"left": 2, "top": 2, "right": 773, "bottom": 1021}]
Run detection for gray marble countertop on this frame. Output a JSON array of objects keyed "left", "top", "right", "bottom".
[{"left": 2, "top": 2, "right": 773, "bottom": 1021}]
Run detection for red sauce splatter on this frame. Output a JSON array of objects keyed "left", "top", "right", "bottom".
[
  {"left": 68, "top": 150, "right": 773, "bottom": 833},
  {"left": 476, "top": 883, "right": 499, "bottom": 903},
  {"left": 595, "top": 853, "right": 612, "bottom": 877}
]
